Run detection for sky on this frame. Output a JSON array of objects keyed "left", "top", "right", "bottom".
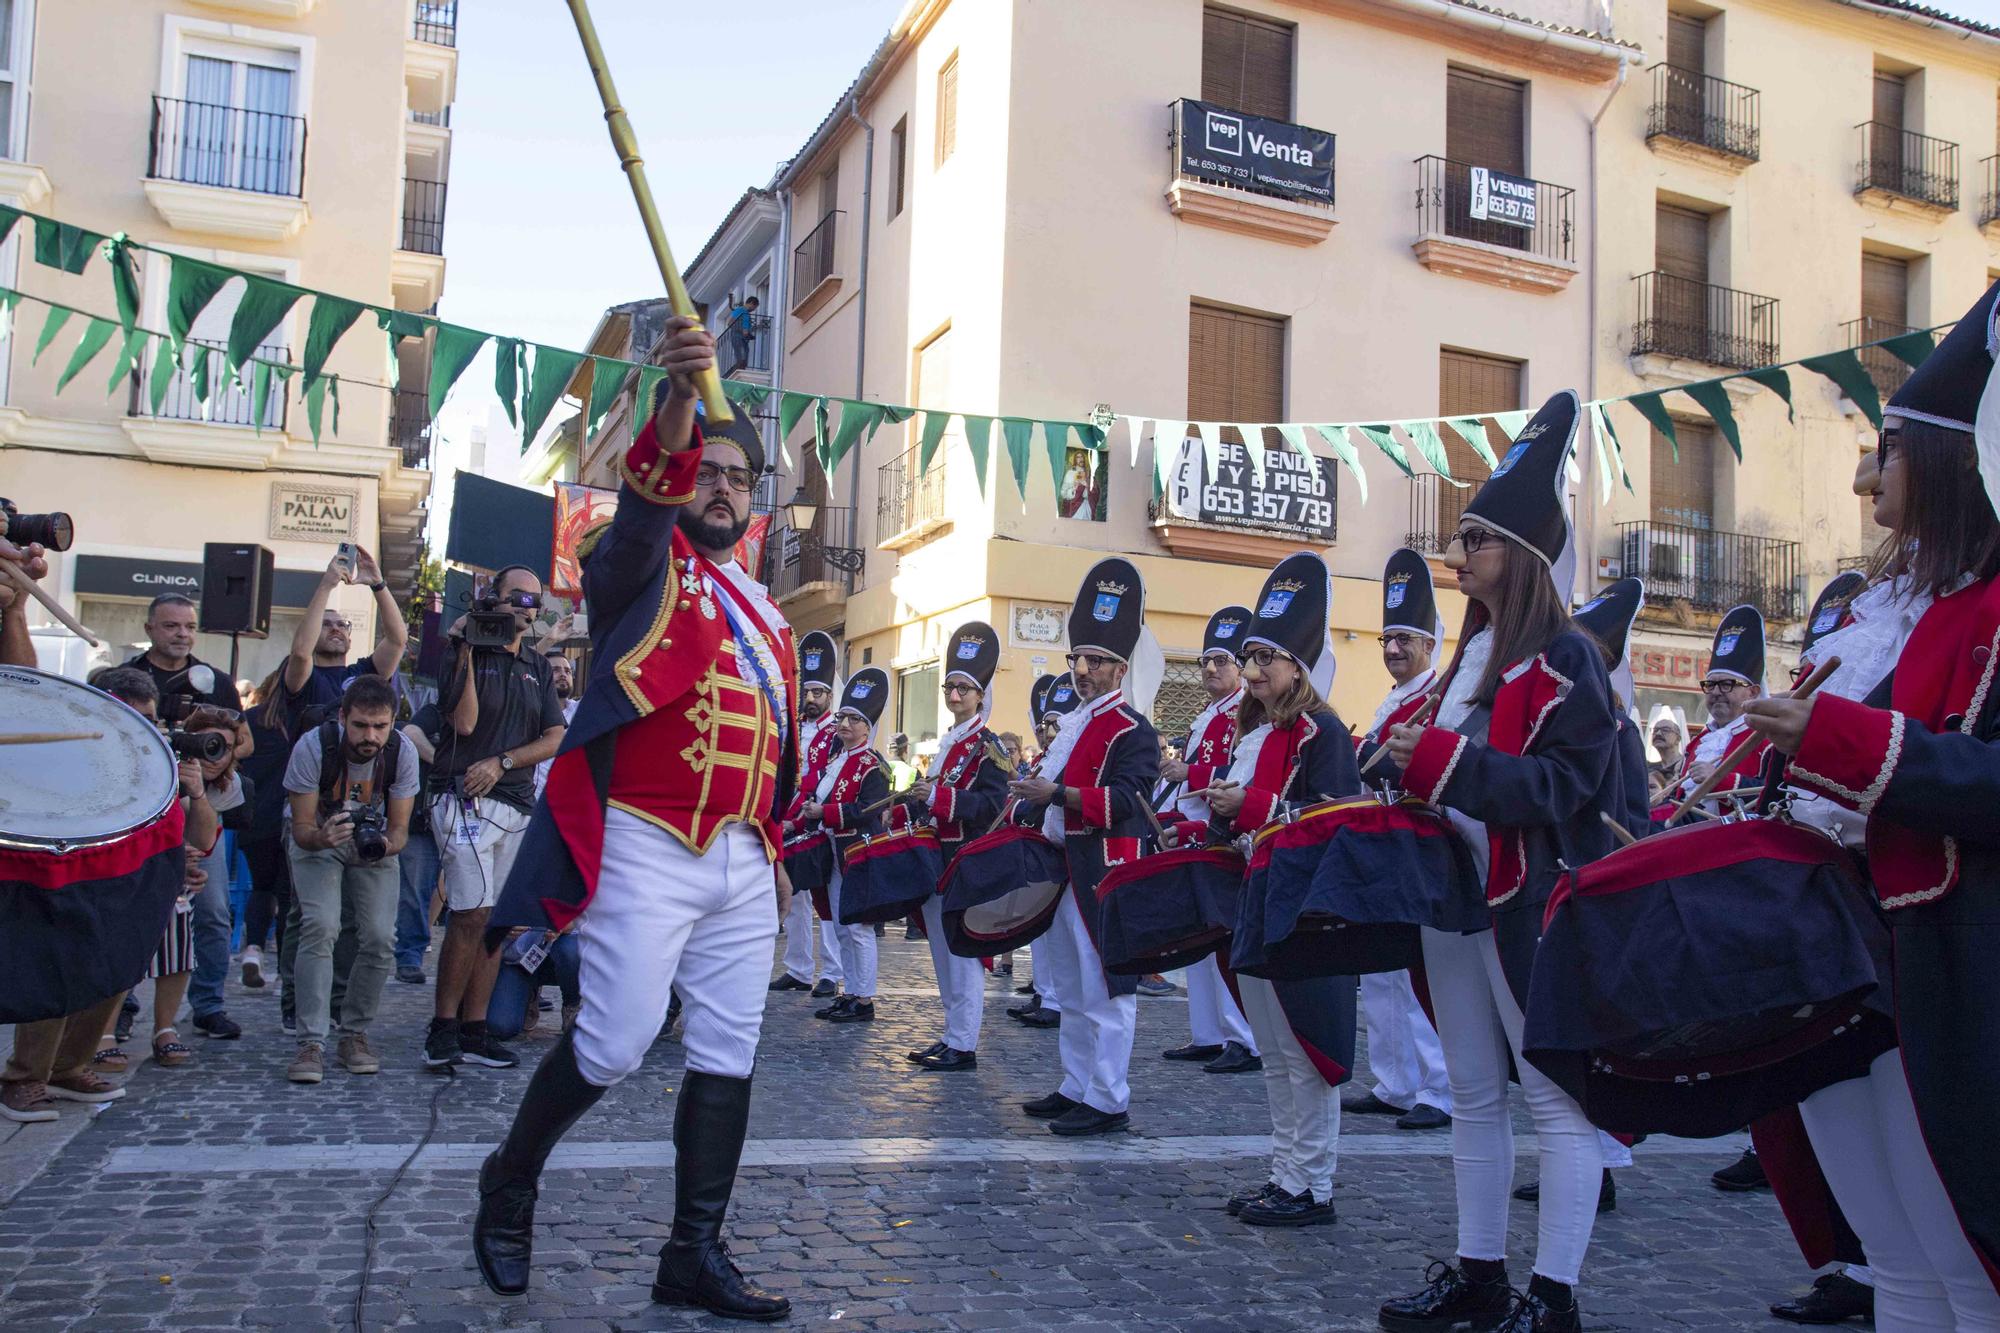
[{"left": 428, "top": 0, "right": 904, "bottom": 488}]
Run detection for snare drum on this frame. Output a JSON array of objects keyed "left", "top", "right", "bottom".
[
  {"left": 938, "top": 824, "right": 1068, "bottom": 958},
  {"left": 838, "top": 825, "right": 943, "bottom": 926},
  {"left": 781, "top": 830, "right": 835, "bottom": 919},
  {"left": 1522, "top": 817, "right": 1896, "bottom": 1138},
  {"left": 1093, "top": 846, "right": 1243, "bottom": 976},
  {"left": 1233, "top": 796, "right": 1483, "bottom": 981},
  {"left": 0, "top": 666, "right": 187, "bottom": 1023}
]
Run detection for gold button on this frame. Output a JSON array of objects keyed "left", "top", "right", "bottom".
[
  {"left": 661, "top": 637, "right": 673, "bottom": 648},
  {"left": 679, "top": 598, "right": 691, "bottom": 611}
]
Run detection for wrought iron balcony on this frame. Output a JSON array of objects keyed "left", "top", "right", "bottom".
[
  {"left": 413, "top": 1, "right": 458, "bottom": 46},
  {"left": 401, "top": 177, "right": 448, "bottom": 255},
  {"left": 1645, "top": 64, "right": 1760, "bottom": 162},
  {"left": 1842, "top": 316, "right": 1919, "bottom": 401},
  {"left": 791, "top": 212, "right": 841, "bottom": 300},
  {"left": 876, "top": 444, "right": 948, "bottom": 546},
  {"left": 1405, "top": 472, "right": 1458, "bottom": 557},
  {"left": 1855, "top": 121, "right": 1959, "bottom": 210},
  {"left": 1414, "top": 155, "right": 1574, "bottom": 263},
  {"left": 149, "top": 96, "right": 306, "bottom": 197},
  {"left": 1982, "top": 154, "right": 2000, "bottom": 226},
  {"left": 129, "top": 338, "right": 288, "bottom": 430},
  {"left": 1632, "top": 271, "right": 1780, "bottom": 370},
  {"left": 391, "top": 388, "right": 435, "bottom": 470},
  {"left": 770, "top": 505, "right": 859, "bottom": 600},
  {"left": 720, "top": 312, "right": 774, "bottom": 376},
  {"left": 1619, "top": 520, "right": 1801, "bottom": 621}
]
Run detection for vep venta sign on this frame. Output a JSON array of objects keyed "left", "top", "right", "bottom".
[
  {"left": 269, "top": 483, "right": 359, "bottom": 542},
  {"left": 1467, "top": 166, "right": 1537, "bottom": 229},
  {"left": 1176, "top": 99, "right": 1334, "bottom": 206},
  {"left": 1165, "top": 436, "right": 1338, "bottom": 543}
]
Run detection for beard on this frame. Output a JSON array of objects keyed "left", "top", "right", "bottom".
[{"left": 677, "top": 505, "right": 752, "bottom": 555}]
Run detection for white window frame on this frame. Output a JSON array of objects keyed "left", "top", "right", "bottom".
[
  {"left": 137, "top": 245, "right": 303, "bottom": 430},
  {"left": 0, "top": 0, "right": 37, "bottom": 162},
  {"left": 159, "top": 15, "right": 316, "bottom": 113}
]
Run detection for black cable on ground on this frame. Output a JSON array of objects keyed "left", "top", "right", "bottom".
[{"left": 355, "top": 1064, "right": 455, "bottom": 1333}]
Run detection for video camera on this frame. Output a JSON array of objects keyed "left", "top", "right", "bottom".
[
  {"left": 456, "top": 587, "right": 540, "bottom": 650},
  {"left": 0, "top": 497, "right": 74, "bottom": 551}
]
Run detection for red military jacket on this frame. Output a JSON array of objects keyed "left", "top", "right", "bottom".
[
  {"left": 1182, "top": 689, "right": 1242, "bottom": 793},
  {"left": 783, "top": 717, "right": 842, "bottom": 838},
  {"left": 818, "top": 746, "right": 887, "bottom": 846}
]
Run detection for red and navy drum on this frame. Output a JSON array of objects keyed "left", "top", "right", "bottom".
[
  {"left": 1093, "top": 846, "right": 1243, "bottom": 976},
  {"left": 938, "top": 823, "right": 1068, "bottom": 958},
  {"left": 838, "top": 825, "right": 943, "bottom": 926},
  {"left": 1233, "top": 795, "right": 1484, "bottom": 981},
  {"left": 781, "top": 829, "right": 836, "bottom": 919},
  {"left": 1523, "top": 818, "right": 1896, "bottom": 1139}
]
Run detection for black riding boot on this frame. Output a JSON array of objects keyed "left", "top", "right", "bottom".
[
  {"left": 651, "top": 1070, "right": 791, "bottom": 1321},
  {"left": 473, "top": 1032, "right": 607, "bottom": 1296}
]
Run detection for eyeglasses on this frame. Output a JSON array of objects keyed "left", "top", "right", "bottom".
[
  {"left": 1700, "top": 678, "right": 1751, "bottom": 694},
  {"left": 1239, "top": 646, "right": 1292, "bottom": 669},
  {"left": 695, "top": 463, "right": 756, "bottom": 493},
  {"left": 1377, "top": 633, "right": 1422, "bottom": 649},
  {"left": 1455, "top": 527, "right": 1502, "bottom": 556},
  {"left": 943, "top": 682, "right": 980, "bottom": 695},
  {"left": 323, "top": 618, "right": 353, "bottom": 631},
  {"left": 1065, "top": 652, "right": 1117, "bottom": 671}
]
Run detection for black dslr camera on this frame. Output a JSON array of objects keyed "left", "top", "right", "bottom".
[
  {"left": 168, "top": 728, "right": 231, "bottom": 764},
  {"left": 349, "top": 806, "right": 390, "bottom": 863},
  {"left": 0, "top": 497, "right": 75, "bottom": 551},
  {"left": 158, "top": 665, "right": 236, "bottom": 764}
]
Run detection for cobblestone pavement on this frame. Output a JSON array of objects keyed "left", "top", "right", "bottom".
[{"left": 0, "top": 938, "right": 1831, "bottom": 1331}]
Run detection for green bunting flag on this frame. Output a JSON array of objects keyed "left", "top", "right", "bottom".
[
  {"left": 1401, "top": 420, "right": 1455, "bottom": 480},
  {"left": 188, "top": 344, "right": 213, "bottom": 406},
  {"left": 811, "top": 399, "right": 830, "bottom": 471},
  {"left": 1042, "top": 420, "right": 1071, "bottom": 494},
  {"left": 55, "top": 318, "right": 116, "bottom": 395},
  {"left": 634, "top": 366, "right": 667, "bottom": 434},
  {"left": 1192, "top": 422, "right": 1223, "bottom": 483},
  {"left": 0, "top": 206, "right": 21, "bottom": 248},
  {"left": 32, "top": 217, "right": 101, "bottom": 275},
  {"left": 1798, "top": 351, "right": 1882, "bottom": 429},
  {"left": 106, "top": 327, "right": 150, "bottom": 394},
  {"left": 249, "top": 361, "right": 274, "bottom": 435},
  {"left": 584, "top": 357, "right": 626, "bottom": 443},
  {"left": 1152, "top": 421, "right": 1186, "bottom": 501},
  {"left": 961, "top": 414, "right": 994, "bottom": 497},
  {"left": 1000, "top": 417, "right": 1034, "bottom": 500},
  {"left": 827, "top": 400, "right": 884, "bottom": 475},
  {"left": 301, "top": 296, "right": 366, "bottom": 391},
  {"left": 106, "top": 238, "right": 142, "bottom": 334},
  {"left": 1627, "top": 391, "right": 1679, "bottom": 460},
  {"left": 1353, "top": 424, "right": 1410, "bottom": 476},
  {"left": 1680, "top": 379, "right": 1743, "bottom": 460},
  {"left": 917, "top": 410, "right": 951, "bottom": 474},
  {"left": 1446, "top": 417, "right": 1497, "bottom": 468},
  {"left": 166, "top": 258, "right": 231, "bottom": 352},
  {"left": 31, "top": 305, "right": 72, "bottom": 366},
  {"left": 520, "top": 345, "right": 585, "bottom": 448},
  {"left": 1274, "top": 422, "right": 1313, "bottom": 470},
  {"left": 494, "top": 337, "right": 523, "bottom": 427},
  {"left": 1308, "top": 424, "right": 1366, "bottom": 503},
  {"left": 306, "top": 375, "right": 331, "bottom": 445},
  {"left": 1234, "top": 425, "right": 1268, "bottom": 485},
  {"left": 428, "top": 324, "right": 489, "bottom": 420},
  {"left": 226, "top": 277, "right": 303, "bottom": 379},
  {"left": 1742, "top": 366, "right": 1794, "bottom": 423},
  {"left": 149, "top": 337, "right": 180, "bottom": 416},
  {"left": 778, "top": 390, "right": 816, "bottom": 443},
  {"left": 1881, "top": 330, "right": 1935, "bottom": 370},
  {"left": 1492, "top": 411, "right": 1529, "bottom": 445}
]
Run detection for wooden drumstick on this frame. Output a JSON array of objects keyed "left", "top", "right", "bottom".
[
  {"left": 1359, "top": 692, "right": 1441, "bottom": 777},
  {"left": 0, "top": 559, "right": 99, "bottom": 647},
  {"left": 1599, "top": 811, "right": 1638, "bottom": 848},
  {"left": 0, "top": 730, "right": 103, "bottom": 745},
  {"left": 1669, "top": 655, "right": 1841, "bottom": 824}
]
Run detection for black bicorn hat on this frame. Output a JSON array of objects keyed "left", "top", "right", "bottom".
[
  {"left": 944, "top": 621, "right": 1000, "bottom": 691},
  {"left": 1029, "top": 673, "right": 1058, "bottom": 727},
  {"left": 1707, "top": 604, "right": 1766, "bottom": 688},
  {"left": 1044, "top": 672, "right": 1081, "bottom": 719},
  {"left": 1883, "top": 278, "right": 1999, "bottom": 435},
  {"left": 1202, "top": 606, "right": 1253, "bottom": 660},
  {"left": 837, "top": 666, "right": 889, "bottom": 727},
  {"left": 1462, "top": 390, "right": 1580, "bottom": 574},
  {"left": 798, "top": 630, "right": 839, "bottom": 691},
  {"left": 1067, "top": 557, "right": 1146, "bottom": 660},
  {"left": 1381, "top": 547, "right": 1439, "bottom": 639},
  {"left": 1573, "top": 577, "right": 1645, "bottom": 704},
  {"left": 655, "top": 379, "right": 768, "bottom": 475},
  {"left": 1803, "top": 570, "right": 1869, "bottom": 654},
  {"left": 1246, "top": 552, "right": 1335, "bottom": 695}
]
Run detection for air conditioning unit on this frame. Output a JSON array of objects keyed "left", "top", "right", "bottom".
[{"left": 1622, "top": 528, "right": 1685, "bottom": 584}]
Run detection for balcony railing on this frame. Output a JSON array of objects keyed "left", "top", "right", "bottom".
[
  {"left": 1645, "top": 64, "right": 1760, "bottom": 162},
  {"left": 1414, "top": 155, "right": 1573, "bottom": 264},
  {"left": 769, "top": 506, "right": 859, "bottom": 600},
  {"left": 1619, "top": 520, "right": 1801, "bottom": 620},
  {"left": 129, "top": 338, "right": 288, "bottom": 430},
  {"left": 1842, "top": 316, "right": 1919, "bottom": 401},
  {"left": 391, "top": 388, "right": 435, "bottom": 470},
  {"left": 1982, "top": 155, "right": 2000, "bottom": 225},
  {"left": 411, "top": 106, "right": 452, "bottom": 128},
  {"left": 1632, "top": 271, "right": 1780, "bottom": 370},
  {"left": 720, "top": 312, "right": 773, "bottom": 376},
  {"left": 149, "top": 96, "right": 306, "bottom": 197},
  {"left": 1855, "top": 121, "right": 1959, "bottom": 210},
  {"left": 401, "top": 177, "right": 448, "bottom": 255},
  {"left": 413, "top": 0, "right": 458, "bottom": 46},
  {"left": 791, "top": 212, "right": 841, "bottom": 299},
  {"left": 1404, "top": 473, "right": 1459, "bottom": 557},
  {"left": 876, "top": 444, "right": 948, "bottom": 544}
]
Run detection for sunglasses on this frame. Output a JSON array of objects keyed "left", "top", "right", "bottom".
[
  {"left": 695, "top": 463, "right": 756, "bottom": 493},
  {"left": 322, "top": 618, "right": 353, "bottom": 631}
]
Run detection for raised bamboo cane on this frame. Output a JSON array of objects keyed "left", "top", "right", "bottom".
[
  {"left": 0, "top": 558, "right": 99, "bottom": 646},
  {"left": 1669, "top": 655, "right": 1841, "bottom": 825},
  {"left": 563, "top": 0, "right": 733, "bottom": 427}
]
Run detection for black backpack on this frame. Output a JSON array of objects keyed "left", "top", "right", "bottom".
[{"left": 315, "top": 717, "right": 404, "bottom": 819}]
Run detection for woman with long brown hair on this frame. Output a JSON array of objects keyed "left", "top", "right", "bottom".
[
  {"left": 1379, "top": 391, "right": 1623, "bottom": 1333},
  {"left": 1744, "top": 283, "right": 2000, "bottom": 1329}
]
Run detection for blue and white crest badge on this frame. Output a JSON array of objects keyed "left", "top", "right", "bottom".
[
  {"left": 1259, "top": 589, "right": 1295, "bottom": 618},
  {"left": 956, "top": 639, "right": 981, "bottom": 660},
  {"left": 1811, "top": 608, "right": 1842, "bottom": 635},
  {"left": 1715, "top": 630, "right": 1742, "bottom": 657},
  {"left": 1053, "top": 685, "right": 1073, "bottom": 703},
  {"left": 1385, "top": 574, "right": 1411, "bottom": 610},
  {"left": 803, "top": 650, "right": 823, "bottom": 671},
  {"left": 1576, "top": 594, "right": 1606, "bottom": 617},
  {"left": 1092, "top": 592, "right": 1121, "bottom": 622},
  {"left": 1215, "top": 619, "right": 1241, "bottom": 639},
  {"left": 1490, "top": 437, "right": 1533, "bottom": 479},
  {"left": 851, "top": 681, "right": 875, "bottom": 699}
]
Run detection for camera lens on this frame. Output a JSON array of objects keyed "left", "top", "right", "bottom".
[
  {"left": 170, "top": 729, "right": 230, "bottom": 764},
  {"left": 0, "top": 506, "right": 73, "bottom": 552}
]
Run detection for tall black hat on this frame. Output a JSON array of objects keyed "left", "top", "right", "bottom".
[
  {"left": 1573, "top": 577, "right": 1644, "bottom": 705},
  {"left": 1462, "top": 390, "right": 1581, "bottom": 591},
  {"left": 1381, "top": 547, "right": 1440, "bottom": 640},
  {"left": 1707, "top": 605, "right": 1766, "bottom": 689},
  {"left": 1883, "top": 279, "right": 1998, "bottom": 436},
  {"left": 1245, "top": 551, "right": 1336, "bottom": 696},
  {"left": 798, "top": 630, "right": 839, "bottom": 692},
  {"left": 1803, "top": 570, "right": 1868, "bottom": 654},
  {"left": 1202, "top": 606, "right": 1253, "bottom": 660},
  {"left": 656, "top": 380, "right": 767, "bottom": 474},
  {"left": 1029, "top": 673, "right": 1058, "bottom": 728},
  {"left": 943, "top": 621, "right": 1000, "bottom": 691},
  {"left": 1067, "top": 557, "right": 1146, "bottom": 660},
  {"left": 836, "top": 667, "right": 889, "bottom": 729},
  {"left": 1044, "top": 672, "right": 1081, "bottom": 719}
]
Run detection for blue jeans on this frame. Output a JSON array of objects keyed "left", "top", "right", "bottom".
[
  {"left": 393, "top": 829, "right": 441, "bottom": 971},
  {"left": 189, "top": 834, "right": 235, "bottom": 1019},
  {"left": 486, "top": 934, "right": 582, "bottom": 1041}
]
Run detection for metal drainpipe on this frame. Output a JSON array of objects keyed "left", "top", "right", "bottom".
[{"left": 845, "top": 98, "right": 876, "bottom": 551}]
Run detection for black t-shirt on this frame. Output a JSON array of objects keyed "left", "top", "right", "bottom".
[
  {"left": 280, "top": 659, "right": 379, "bottom": 735},
  {"left": 407, "top": 702, "right": 442, "bottom": 835},
  {"left": 124, "top": 652, "right": 244, "bottom": 713},
  {"left": 430, "top": 643, "right": 565, "bottom": 813}
]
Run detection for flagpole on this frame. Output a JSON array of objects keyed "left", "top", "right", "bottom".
[{"left": 563, "top": 0, "right": 733, "bottom": 426}]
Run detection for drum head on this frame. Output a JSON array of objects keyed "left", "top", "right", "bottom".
[{"left": 0, "top": 667, "right": 178, "bottom": 851}]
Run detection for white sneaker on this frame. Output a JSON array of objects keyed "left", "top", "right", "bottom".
[{"left": 241, "top": 945, "right": 265, "bottom": 989}]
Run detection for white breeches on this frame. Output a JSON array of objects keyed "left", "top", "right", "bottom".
[
  {"left": 1361, "top": 969, "right": 1451, "bottom": 1112},
  {"left": 1042, "top": 891, "right": 1135, "bottom": 1113},
  {"left": 1187, "top": 955, "right": 1255, "bottom": 1052},
  {"left": 920, "top": 893, "right": 985, "bottom": 1051},
  {"left": 1239, "top": 975, "right": 1340, "bottom": 1198}
]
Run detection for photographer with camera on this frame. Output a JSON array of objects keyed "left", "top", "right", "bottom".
[
  {"left": 280, "top": 674, "right": 417, "bottom": 1084},
  {"left": 125, "top": 594, "right": 250, "bottom": 753},
  {"left": 278, "top": 545, "right": 407, "bottom": 733},
  {"left": 424, "top": 565, "right": 566, "bottom": 1072}
]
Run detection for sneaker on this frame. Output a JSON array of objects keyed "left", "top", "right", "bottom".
[
  {"left": 1135, "top": 976, "right": 1179, "bottom": 997},
  {"left": 337, "top": 1034, "right": 381, "bottom": 1075},
  {"left": 1712, "top": 1147, "right": 1769, "bottom": 1192},
  {"left": 423, "top": 1018, "right": 463, "bottom": 1069},
  {"left": 281, "top": 1016, "right": 298, "bottom": 1038},
  {"left": 193, "top": 1011, "right": 242, "bottom": 1041},
  {"left": 240, "top": 946, "right": 266, "bottom": 989},
  {"left": 395, "top": 965, "right": 426, "bottom": 985},
  {"left": 459, "top": 1026, "right": 520, "bottom": 1069},
  {"left": 1, "top": 1081, "right": 59, "bottom": 1123},
  {"left": 287, "top": 1042, "right": 324, "bottom": 1084},
  {"left": 49, "top": 1069, "right": 126, "bottom": 1103}
]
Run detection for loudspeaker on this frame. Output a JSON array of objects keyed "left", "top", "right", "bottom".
[{"left": 199, "top": 542, "right": 275, "bottom": 638}]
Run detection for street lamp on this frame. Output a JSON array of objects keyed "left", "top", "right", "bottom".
[{"left": 782, "top": 486, "right": 864, "bottom": 574}]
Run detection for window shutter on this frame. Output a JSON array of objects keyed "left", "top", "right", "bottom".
[
  {"left": 936, "top": 56, "right": 959, "bottom": 165},
  {"left": 1650, "top": 422, "right": 1716, "bottom": 528},
  {"left": 1667, "top": 14, "right": 1706, "bottom": 75},
  {"left": 1861, "top": 254, "right": 1909, "bottom": 327},
  {"left": 1438, "top": 349, "right": 1521, "bottom": 531},
  {"left": 889, "top": 117, "right": 908, "bottom": 218},
  {"left": 1873, "top": 72, "right": 1905, "bottom": 130},
  {"left": 1201, "top": 6, "right": 1293, "bottom": 120},
  {"left": 1445, "top": 68, "right": 1526, "bottom": 174},
  {"left": 1654, "top": 204, "right": 1710, "bottom": 283},
  {"left": 1188, "top": 303, "right": 1285, "bottom": 451}
]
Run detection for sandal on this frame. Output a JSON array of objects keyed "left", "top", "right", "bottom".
[
  {"left": 93, "top": 1041, "right": 129, "bottom": 1073},
  {"left": 151, "top": 1030, "right": 194, "bottom": 1068}
]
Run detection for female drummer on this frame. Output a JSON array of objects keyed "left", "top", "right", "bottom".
[
  {"left": 1196, "top": 551, "right": 1360, "bottom": 1228},
  {"left": 1381, "top": 391, "right": 1622, "bottom": 1333},
  {"left": 796, "top": 667, "right": 891, "bottom": 1025},
  {"left": 1744, "top": 282, "right": 2000, "bottom": 1329}
]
